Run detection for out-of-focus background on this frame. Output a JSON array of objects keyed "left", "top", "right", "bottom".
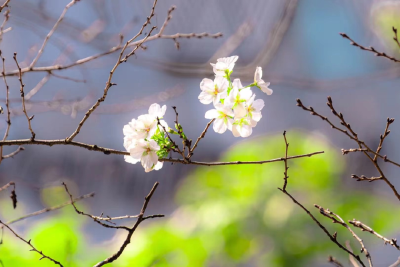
[{"left": 1, "top": 0, "right": 400, "bottom": 266}]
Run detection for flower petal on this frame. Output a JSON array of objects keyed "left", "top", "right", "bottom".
[
  {"left": 213, "top": 118, "right": 227, "bottom": 133},
  {"left": 205, "top": 109, "right": 219, "bottom": 119}
]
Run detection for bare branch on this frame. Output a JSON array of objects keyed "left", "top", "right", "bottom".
[
  {"left": 0, "top": 50, "right": 11, "bottom": 164},
  {"left": 29, "top": 0, "right": 79, "bottom": 68},
  {"left": 349, "top": 219, "right": 399, "bottom": 250},
  {"left": 0, "top": 220, "right": 63, "bottom": 266},
  {"left": 328, "top": 256, "right": 344, "bottom": 267},
  {"left": 188, "top": 119, "right": 215, "bottom": 159},
  {"left": 13, "top": 53, "right": 36, "bottom": 140},
  {"left": 0, "top": 138, "right": 324, "bottom": 166},
  {"left": 282, "top": 130, "right": 289, "bottom": 191},
  {"left": 62, "top": 182, "right": 129, "bottom": 230},
  {"left": 315, "top": 205, "right": 373, "bottom": 267},
  {"left": 0, "top": 0, "right": 10, "bottom": 13},
  {"left": 93, "top": 182, "right": 163, "bottom": 267},
  {"left": 340, "top": 32, "right": 400, "bottom": 63},
  {"left": 65, "top": 0, "right": 159, "bottom": 142},
  {"left": 4, "top": 192, "right": 94, "bottom": 226}
]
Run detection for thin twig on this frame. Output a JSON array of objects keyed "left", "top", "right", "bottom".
[
  {"left": 0, "top": 0, "right": 10, "bottom": 13},
  {"left": 13, "top": 53, "right": 36, "bottom": 140},
  {"left": 0, "top": 50, "right": 10, "bottom": 164},
  {"left": 93, "top": 182, "right": 164, "bottom": 267},
  {"left": 328, "top": 256, "right": 344, "bottom": 267},
  {"left": 279, "top": 189, "right": 366, "bottom": 267},
  {"left": 0, "top": 220, "right": 63, "bottom": 266},
  {"left": 188, "top": 118, "right": 214, "bottom": 158},
  {"left": 29, "top": 0, "right": 79, "bottom": 68},
  {"left": 349, "top": 219, "right": 399, "bottom": 250},
  {"left": 315, "top": 205, "right": 373, "bottom": 267},
  {"left": 297, "top": 97, "right": 400, "bottom": 201},
  {"left": 2, "top": 146, "right": 24, "bottom": 159},
  {"left": 350, "top": 174, "right": 382, "bottom": 182},
  {"left": 65, "top": 1, "right": 158, "bottom": 142},
  {"left": 0, "top": 181, "right": 13, "bottom": 192},
  {"left": 282, "top": 130, "right": 289, "bottom": 191},
  {"left": 0, "top": 181, "right": 15, "bottom": 208},
  {"left": 4, "top": 192, "right": 94, "bottom": 226},
  {"left": 1, "top": 35, "right": 222, "bottom": 77},
  {"left": 62, "top": 182, "right": 128, "bottom": 230},
  {"left": 346, "top": 241, "right": 361, "bottom": 267},
  {"left": 393, "top": 27, "right": 400, "bottom": 49},
  {"left": 373, "top": 118, "right": 394, "bottom": 162},
  {"left": 340, "top": 32, "right": 400, "bottom": 63}
]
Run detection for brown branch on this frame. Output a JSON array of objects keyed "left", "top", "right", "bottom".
[
  {"left": 93, "top": 182, "right": 163, "bottom": 267},
  {"left": 65, "top": 0, "right": 159, "bottom": 142},
  {"left": 0, "top": 181, "right": 16, "bottom": 208},
  {"left": 0, "top": 31, "right": 222, "bottom": 77},
  {"left": 328, "top": 256, "right": 344, "bottom": 267},
  {"left": 297, "top": 97, "right": 400, "bottom": 201},
  {"left": 350, "top": 174, "right": 382, "bottom": 182},
  {"left": 279, "top": 189, "right": 365, "bottom": 267},
  {"left": 2, "top": 146, "right": 24, "bottom": 159},
  {"left": 0, "top": 9, "right": 10, "bottom": 43},
  {"left": 0, "top": 0, "right": 9, "bottom": 13},
  {"left": 188, "top": 118, "right": 214, "bottom": 159},
  {"left": 349, "top": 219, "right": 399, "bottom": 250},
  {"left": 0, "top": 50, "right": 10, "bottom": 164},
  {"left": 393, "top": 27, "right": 400, "bottom": 49},
  {"left": 373, "top": 118, "right": 394, "bottom": 162},
  {"left": 282, "top": 130, "right": 289, "bottom": 191},
  {"left": 340, "top": 32, "right": 400, "bottom": 63},
  {"left": 62, "top": 182, "right": 128, "bottom": 230},
  {"left": 4, "top": 192, "right": 94, "bottom": 226},
  {"left": 315, "top": 205, "right": 372, "bottom": 267},
  {"left": 29, "top": 0, "right": 79, "bottom": 68},
  {"left": 13, "top": 53, "right": 36, "bottom": 140},
  {"left": 0, "top": 220, "right": 63, "bottom": 266},
  {"left": 0, "top": 139, "right": 324, "bottom": 165},
  {"left": 346, "top": 241, "right": 361, "bottom": 267},
  {"left": 278, "top": 134, "right": 366, "bottom": 267}
]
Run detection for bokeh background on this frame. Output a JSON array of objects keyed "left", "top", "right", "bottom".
[{"left": 1, "top": 0, "right": 400, "bottom": 266}]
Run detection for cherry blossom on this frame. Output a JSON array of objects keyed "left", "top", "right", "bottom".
[
  {"left": 198, "top": 76, "right": 228, "bottom": 105},
  {"left": 128, "top": 139, "right": 160, "bottom": 172},
  {"left": 232, "top": 117, "right": 253, "bottom": 138},
  {"left": 254, "top": 67, "right": 273, "bottom": 95},
  {"left": 210, "top": 55, "right": 238, "bottom": 76},
  {"left": 205, "top": 103, "right": 234, "bottom": 134},
  {"left": 225, "top": 79, "right": 252, "bottom": 118},
  {"left": 246, "top": 94, "right": 265, "bottom": 127}
]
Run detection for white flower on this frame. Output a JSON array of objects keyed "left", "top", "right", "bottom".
[
  {"left": 246, "top": 94, "right": 265, "bottom": 127},
  {"left": 210, "top": 56, "right": 238, "bottom": 76},
  {"left": 198, "top": 76, "right": 228, "bottom": 105},
  {"left": 205, "top": 103, "right": 234, "bottom": 134},
  {"left": 225, "top": 79, "right": 252, "bottom": 118},
  {"left": 254, "top": 67, "right": 273, "bottom": 95},
  {"left": 128, "top": 139, "right": 160, "bottom": 171},
  {"left": 132, "top": 114, "right": 158, "bottom": 139},
  {"left": 232, "top": 118, "right": 252, "bottom": 138},
  {"left": 149, "top": 103, "right": 166, "bottom": 119}
]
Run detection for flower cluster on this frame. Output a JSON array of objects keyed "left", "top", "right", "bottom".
[
  {"left": 123, "top": 56, "right": 273, "bottom": 172},
  {"left": 199, "top": 56, "right": 272, "bottom": 137},
  {"left": 123, "top": 104, "right": 171, "bottom": 172}
]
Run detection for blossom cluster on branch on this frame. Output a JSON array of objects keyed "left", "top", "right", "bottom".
[
  {"left": 200, "top": 56, "right": 272, "bottom": 137},
  {"left": 122, "top": 56, "right": 273, "bottom": 172}
]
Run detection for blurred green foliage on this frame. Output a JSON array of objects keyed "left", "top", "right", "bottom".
[{"left": 0, "top": 131, "right": 398, "bottom": 266}]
